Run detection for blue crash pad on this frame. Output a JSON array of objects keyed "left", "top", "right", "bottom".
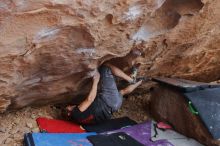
[
  {"left": 184, "top": 87, "right": 220, "bottom": 139},
  {"left": 24, "top": 132, "right": 96, "bottom": 146}
]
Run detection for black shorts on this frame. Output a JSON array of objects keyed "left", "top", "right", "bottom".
[
  {"left": 70, "top": 66, "right": 123, "bottom": 125},
  {"left": 71, "top": 97, "right": 112, "bottom": 125}
]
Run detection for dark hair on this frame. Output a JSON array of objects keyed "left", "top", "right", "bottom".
[{"left": 61, "top": 108, "right": 71, "bottom": 121}]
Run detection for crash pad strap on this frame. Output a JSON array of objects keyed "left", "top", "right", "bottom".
[
  {"left": 24, "top": 133, "right": 35, "bottom": 146},
  {"left": 188, "top": 101, "right": 199, "bottom": 115}
]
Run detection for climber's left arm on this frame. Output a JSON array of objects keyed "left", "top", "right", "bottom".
[{"left": 78, "top": 72, "right": 100, "bottom": 112}]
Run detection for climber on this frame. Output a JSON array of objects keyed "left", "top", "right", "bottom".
[{"left": 63, "top": 63, "right": 142, "bottom": 125}]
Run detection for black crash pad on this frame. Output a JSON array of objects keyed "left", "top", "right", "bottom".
[
  {"left": 184, "top": 87, "right": 220, "bottom": 139},
  {"left": 82, "top": 117, "right": 137, "bottom": 133},
  {"left": 152, "top": 77, "right": 220, "bottom": 93},
  {"left": 87, "top": 132, "right": 144, "bottom": 146}
]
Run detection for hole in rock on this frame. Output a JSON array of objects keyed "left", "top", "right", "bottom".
[
  {"left": 132, "top": 0, "right": 204, "bottom": 41},
  {"left": 105, "top": 14, "right": 113, "bottom": 24},
  {"left": 167, "top": 0, "right": 204, "bottom": 15}
]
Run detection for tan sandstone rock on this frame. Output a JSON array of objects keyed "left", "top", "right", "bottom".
[{"left": 0, "top": 0, "right": 219, "bottom": 112}]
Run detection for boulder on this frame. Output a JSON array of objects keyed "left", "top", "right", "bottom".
[
  {"left": 0, "top": 0, "right": 219, "bottom": 111},
  {"left": 149, "top": 84, "right": 220, "bottom": 146},
  {"left": 0, "top": 0, "right": 150, "bottom": 111}
]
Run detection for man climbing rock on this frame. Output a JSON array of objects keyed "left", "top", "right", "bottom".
[{"left": 64, "top": 63, "right": 142, "bottom": 125}]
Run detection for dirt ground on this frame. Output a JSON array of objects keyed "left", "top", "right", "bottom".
[{"left": 0, "top": 90, "right": 150, "bottom": 146}]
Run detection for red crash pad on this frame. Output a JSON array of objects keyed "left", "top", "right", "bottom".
[{"left": 36, "top": 117, "right": 85, "bottom": 133}]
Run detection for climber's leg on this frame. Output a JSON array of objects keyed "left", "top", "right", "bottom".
[{"left": 98, "top": 65, "right": 123, "bottom": 112}]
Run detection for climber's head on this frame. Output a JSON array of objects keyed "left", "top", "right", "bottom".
[{"left": 61, "top": 105, "right": 76, "bottom": 120}]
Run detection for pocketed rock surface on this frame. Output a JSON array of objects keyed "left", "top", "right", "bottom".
[{"left": 0, "top": 0, "right": 220, "bottom": 112}]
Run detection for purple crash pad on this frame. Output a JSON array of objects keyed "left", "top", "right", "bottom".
[{"left": 102, "top": 121, "right": 173, "bottom": 146}]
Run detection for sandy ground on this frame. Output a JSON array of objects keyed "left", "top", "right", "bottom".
[{"left": 0, "top": 91, "right": 150, "bottom": 146}]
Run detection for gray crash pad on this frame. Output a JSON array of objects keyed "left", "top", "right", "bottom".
[
  {"left": 184, "top": 88, "right": 220, "bottom": 139},
  {"left": 152, "top": 77, "right": 220, "bottom": 93}
]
